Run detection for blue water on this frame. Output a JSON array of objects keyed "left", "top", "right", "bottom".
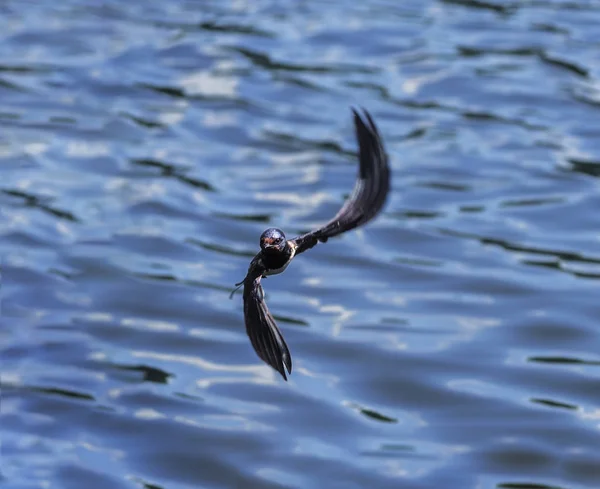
[{"left": 2, "top": 1, "right": 599, "bottom": 488}]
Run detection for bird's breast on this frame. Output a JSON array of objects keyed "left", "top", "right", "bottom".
[{"left": 262, "top": 243, "right": 296, "bottom": 276}]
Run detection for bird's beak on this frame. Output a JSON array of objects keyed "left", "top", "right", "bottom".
[{"left": 262, "top": 237, "right": 277, "bottom": 249}]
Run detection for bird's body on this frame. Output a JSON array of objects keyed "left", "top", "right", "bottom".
[
  {"left": 261, "top": 242, "right": 296, "bottom": 276},
  {"left": 233, "top": 108, "right": 390, "bottom": 380}
]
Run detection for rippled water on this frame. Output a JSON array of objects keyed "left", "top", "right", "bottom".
[{"left": 2, "top": 1, "right": 600, "bottom": 488}]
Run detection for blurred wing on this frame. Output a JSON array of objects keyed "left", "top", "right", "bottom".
[
  {"left": 242, "top": 258, "right": 292, "bottom": 380},
  {"left": 292, "top": 108, "right": 390, "bottom": 254}
]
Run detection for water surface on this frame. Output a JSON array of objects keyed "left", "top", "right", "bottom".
[{"left": 2, "top": 1, "right": 600, "bottom": 489}]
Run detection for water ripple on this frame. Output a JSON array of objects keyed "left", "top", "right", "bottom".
[{"left": 2, "top": 1, "right": 600, "bottom": 489}]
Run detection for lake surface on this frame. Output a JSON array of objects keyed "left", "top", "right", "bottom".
[{"left": 2, "top": 1, "right": 599, "bottom": 488}]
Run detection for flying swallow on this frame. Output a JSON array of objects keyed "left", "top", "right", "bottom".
[{"left": 232, "top": 108, "right": 390, "bottom": 380}]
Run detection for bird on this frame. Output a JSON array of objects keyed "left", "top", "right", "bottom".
[{"left": 231, "top": 108, "right": 390, "bottom": 380}]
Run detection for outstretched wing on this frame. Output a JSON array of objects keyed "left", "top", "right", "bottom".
[
  {"left": 292, "top": 108, "right": 390, "bottom": 254},
  {"left": 242, "top": 256, "right": 292, "bottom": 380}
]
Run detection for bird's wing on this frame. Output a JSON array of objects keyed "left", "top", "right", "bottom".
[
  {"left": 242, "top": 256, "right": 292, "bottom": 380},
  {"left": 291, "top": 108, "right": 390, "bottom": 255}
]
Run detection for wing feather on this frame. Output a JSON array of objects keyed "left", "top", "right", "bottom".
[
  {"left": 292, "top": 108, "right": 390, "bottom": 254},
  {"left": 242, "top": 259, "right": 292, "bottom": 380}
]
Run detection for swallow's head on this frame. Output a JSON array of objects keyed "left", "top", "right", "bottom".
[{"left": 260, "top": 228, "right": 286, "bottom": 252}]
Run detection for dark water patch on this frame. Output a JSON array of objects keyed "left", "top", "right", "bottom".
[
  {"left": 499, "top": 197, "right": 564, "bottom": 208},
  {"left": 112, "top": 364, "right": 173, "bottom": 384},
  {"left": 458, "top": 46, "right": 540, "bottom": 57},
  {"left": 398, "top": 99, "right": 451, "bottom": 111},
  {"left": 186, "top": 237, "right": 255, "bottom": 258},
  {"left": 566, "top": 157, "right": 600, "bottom": 178},
  {"left": 528, "top": 356, "right": 600, "bottom": 367},
  {"left": 231, "top": 46, "right": 379, "bottom": 75},
  {"left": 260, "top": 129, "right": 356, "bottom": 157},
  {"left": 121, "top": 112, "right": 165, "bottom": 129},
  {"left": 272, "top": 314, "right": 309, "bottom": 327},
  {"left": 391, "top": 209, "right": 445, "bottom": 219},
  {"left": 133, "top": 272, "right": 179, "bottom": 283},
  {"left": 134, "top": 478, "right": 164, "bottom": 489},
  {"left": 347, "top": 402, "right": 398, "bottom": 424},
  {"left": 3, "top": 383, "right": 95, "bottom": 402},
  {"left": 0, "top": 63, "right": 58, "bottom": 74},
  {"left": 130, "top": 159, "right": 216, "bottom": 191},
  {"left": 133, "top": 272, "right": 233, "bottom": 294},
  {"left": 394, "top": 256, "right": 444, "bottom": 268},
  {"left": 153, "top": 19, "right": 274, "bottom": 38},
  {"left": 570, "top": 85, "right": 600, "bottom": 109},
  {"left": 48, "top": 115, "right": 76, "bottom": 125},
  {"left": 526, "top": 0, "right": 600, "bottom": 12},
  {"left": 47, "top": 267, "right": 77, "bottom": 280},
  {"left": 402, "top": 126, "right": 429, "bottom": 140},
  {"left": 530, "top": 398, "right": 577, "bottom": 411},
  {"left": 1, "top": 189, "right": 79, "bottom": 222},
  {"left": 458, "top": 205, "right": 485, "bottom": 213},
  {"left": 0, "top": 111, "right": 20, "bottom": 119},
  {"left": 497, "top": 483, "right": 566, "bottom": 489},
  {"left": 176, "top": 173, "right": 215, "bottom": 190},
  {"left": 418, "top": 181, "right": 472, "bottom": 192},
  {"left": 344, "top": 80, "right": 392, "bottom": 100},
  {"left": 213, "top": 211, "right": 272, "bottom": 223},
  {"left": 441, "top": 0, "right": 514, "bottom": 14},
  {"left": 0, "top": 78, "right": 27, "bottom": 91},
  {"left": 564, "top": 269, "right": 600, "bottom": 280},
  {"left": 137, "top": 83, "right": 187, "bottom": 99},
  {"left": 361, "top": 443, "right": 438, "bottom": 460},
  {"left": 520, "top": 258, "right": 561, "bottom": 272},
  {"left": 272, "top": 73, "right": 327, "bottom": 92},
  {"left": 458, "top": 45, "right": 589, "bottom": 80},
  {"left": 531, "top": 23, "right": 570, "bottom": 35},
  {"left": 461, "top": 110, "right": 548, "bottom": 131},
  {"left": 539, "top": 52, "right": 588, "bottom": 78},
  {"left": 195, "top": 20, "right": 274, "bottom": 37},
  {"left": 130, "top": 157, "right": 189, "bottom": 175},
  {"left": 438, "top": 228, "right": 600, "bottom": 265}
]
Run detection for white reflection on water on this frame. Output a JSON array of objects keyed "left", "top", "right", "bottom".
[
  {"left": 180, "top": 71, "right": 239, "bottom": 97},
  {"left": 131, "top": 349, "right": 270, "bottom": 380}
]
